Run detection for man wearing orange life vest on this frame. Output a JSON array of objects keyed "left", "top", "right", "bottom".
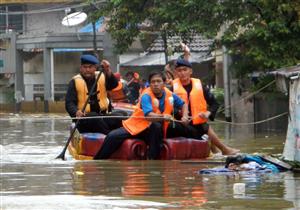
[
  {"left": 65, "top": 54, "right": 123, "bottom": 134},
  {"left": 167, "top": 59, "right": 239, "bottom": 155},
  {"left": 94, "top": 71, "right": 189, "bottom": 160},
  {"left": 108, "top": 72, "right": 129, "bottom": 102}
]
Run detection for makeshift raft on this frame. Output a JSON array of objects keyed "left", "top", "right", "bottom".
[{"left": 68, "top": 129, "right": 210, "bottom": 160}]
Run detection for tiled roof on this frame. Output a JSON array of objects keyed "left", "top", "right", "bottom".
[
  {"left": 120, "top": 52, "right": 214, "bottom": 67},
  {"left": 147, "top": 35, "right": 214, "bottom": 53}
]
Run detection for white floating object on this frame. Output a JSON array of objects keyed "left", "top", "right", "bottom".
[{"left": 233, "top": 183, "right": 245, "bottom": 194}]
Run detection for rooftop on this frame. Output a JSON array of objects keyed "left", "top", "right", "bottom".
[
  {"left": 270, "top": 65, "right": 300, "bottom": 79},
  {"left": 147, "top": 35, "right": 214, "bottom": 53}
]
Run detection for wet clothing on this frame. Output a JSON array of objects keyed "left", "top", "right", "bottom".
[
  {"left": 65, "top": 72, "right": 123, "bottom": 134},
  {"left": 94, "top": 123, "right": 163, "bottom": 160},
  {"left": 94, "top": 88, "right": 185, "bottom": 160},
  {"left": 166, "top": 121, "right": 209, "bottom": 139},
  {"left": 167, "top": 78, "right": 219, "bottom": 139},
  {"left": 199, "top": 155, "right": 283, "bottom": 174},
  {"left": 123, "top": 88, "right": 175, "bottom": 137}
]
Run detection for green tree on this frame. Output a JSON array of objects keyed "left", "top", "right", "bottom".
[{"left": 93, "top": 0, "right": 300, "bottom": 75}]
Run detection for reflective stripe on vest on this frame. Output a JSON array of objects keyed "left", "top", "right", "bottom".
[
  {"left": 73, "top": 72, "right": 109, "bottom": 112},
  {"left": 122, "top": 87, "right": 173, "bottom": 137},
  {"left": 173, "top": 78, "right": 207, "bottom": 124}
]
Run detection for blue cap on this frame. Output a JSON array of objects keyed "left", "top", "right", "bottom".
[
  {"left": 175, "top": 59, "right": 192, "bottom": 68},
  {"left": 80, "top": 54, "right": 99, "bottom": 65}
]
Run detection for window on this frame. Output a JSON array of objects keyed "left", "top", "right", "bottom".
[{"left": 0, "top": 5, "right": 23, "bottom": 34}]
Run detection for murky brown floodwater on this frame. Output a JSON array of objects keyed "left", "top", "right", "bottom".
[{"left": 1, "top": 113, "right": 299, "bottom": 210}]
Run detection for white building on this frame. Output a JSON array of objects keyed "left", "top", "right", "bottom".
[{"left": 0, "top": 1, "right": 117, "bottom": 112}]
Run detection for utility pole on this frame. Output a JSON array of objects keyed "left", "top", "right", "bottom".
[
  {"left": 222, "top": 46, "right": 232, "bottom": 122},
  {"left": 92, "top": 21, "right": 97, "bottom": 55},
  {"left": 162, "top": 30, "right": 168, "bottom": 64}
]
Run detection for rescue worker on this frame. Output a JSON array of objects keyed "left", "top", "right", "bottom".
[
  {"left": 167, "top": 59, "right": 240, "bottom": 155},
  {"left": 65, "top": 54, "right": 124, "bottom": 134},
  {"left": 94, "top": 71, "right": 189, "bottom": 160},
  {"left": 108, "top": 72, "right": 129, "bottom": 102}
]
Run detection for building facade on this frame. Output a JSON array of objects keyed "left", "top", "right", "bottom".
[{"left": 0, "top": 1, "right": 117, "bottom": 112}]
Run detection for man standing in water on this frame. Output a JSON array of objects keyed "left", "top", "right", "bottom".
[
  {"left": 167, "top": 59, "right": 239, "bottom": 155},
  {"left": 94, "top": 71, "right": 189, "bottom": 160}
]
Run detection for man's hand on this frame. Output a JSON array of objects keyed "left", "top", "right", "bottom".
[
  {"left": 163, "top": 114, "right": 173, "bottom": 121},
  {"left": 164, "top": 64, "right": 171, "bottom": 72},
  {"left": 198, "top": 111, "right": 211, "bottom": 119},
  {"left": 101, "top": 59, "right": 112, "bottom": 76},
  {"left": 181, "top": 115, "right": 190, "bottom": 125},
  {"left": 180, "top": 42, "right": 190, "bottom": 54},
  {"left": 76, "top": 110, "right": 86, "bottom": 118}
]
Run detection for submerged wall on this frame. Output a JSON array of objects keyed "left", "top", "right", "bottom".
[{"left": 0, "top": 101, "right": 65, "bottom": 113}]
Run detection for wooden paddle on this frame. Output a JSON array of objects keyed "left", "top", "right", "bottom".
[{"left": 56, "top": 70, "right": 103, "bottom": 160}]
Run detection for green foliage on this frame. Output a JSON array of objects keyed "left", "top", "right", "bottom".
[
  {"left": 249, "top": 75, "right": 288, "bottom": 101},
  {"left": 1, "top": 87, "right": 15, "bottom": 103},
  {"left": 250, "top": 75, "right": 276, "bottom": 92},
  {"left": 220, "top": 1, "right": 300, "bottom": 73},
  {"left": 91, "top": 0, "right": 300, "bottom": 74},
  {"left": 211, "top": 88, "right": 224, "bottom": 107}
]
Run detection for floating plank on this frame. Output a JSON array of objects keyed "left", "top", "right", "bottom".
[{"left": 261, "top": 155, "right": 292, "bottom": 170}]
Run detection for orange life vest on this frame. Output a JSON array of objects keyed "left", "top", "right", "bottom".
[
  {"left": 122, "top": 87, "right": 174, "bottom": 137},
  {"left": 73, "top": 72, "right": 109, "bottom": 113},
  {"left": 173, "top": 78, "right": 207, "bottom": 125},
  {"left": 108, "top": 81, "right": 127, "bottom": 102}
]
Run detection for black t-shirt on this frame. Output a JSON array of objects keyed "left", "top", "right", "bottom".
[{"left": 127, "top": 81, "right": 140, "bottom": 104}]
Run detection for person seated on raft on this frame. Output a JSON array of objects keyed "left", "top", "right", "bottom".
[
  {"left": 94, "top": 71, "right": 189, "bottom": 160},
  {"left": 65, "top": 54, "right": 126, "bottom": 134},
  {"left": 108, "top": 72, "right": 130, "bottom": 103},
  {"left": 166, "top": 58, "right": 240, "bottom": 155}
]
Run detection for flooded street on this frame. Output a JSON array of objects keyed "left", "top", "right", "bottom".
[{"left": 1, "top": 113, "right": 299, "bottom": 210}]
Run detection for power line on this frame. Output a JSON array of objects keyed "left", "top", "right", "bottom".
[{"left": 0, "top": 0, "right": 106, "bottom": 15}]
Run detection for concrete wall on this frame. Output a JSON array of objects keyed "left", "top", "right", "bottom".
[
  {"left": 0, "top": 37, "right": 15, "bottom": 73},
  {"left": 23, "top": 51, "right": 80, "bottom": 100},
  {"left": 25, "top": 4, "right": 78, "bottom": 36},
  {"left": 230, "top": 78, "right": 255, "bottom": 138},
  {"left": 283, "top": 77, "right": 300, "bottom": 161},
  {"left": 231, "top": 78, "right": 288, "bottom": 134},
  {"left": 253, "top": 93, "right": 288, "bottom": 133}
]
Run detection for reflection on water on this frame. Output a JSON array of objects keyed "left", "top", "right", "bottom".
[
  {"left": 0, "top": 113, "right": 298, "bottom": 209},
  {"left": 71, "top": 161, "right": 209, "bottom": 208},
  {"left": 2, "top": 195, "right": 170, "bottom": 210}
]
